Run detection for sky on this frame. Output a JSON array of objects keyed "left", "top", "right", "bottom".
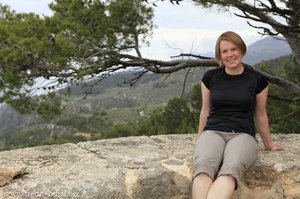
[{"left": 0, "top": 0, "right": 263, "bottom": 60}]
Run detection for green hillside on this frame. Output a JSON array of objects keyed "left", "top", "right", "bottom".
[
  {"left": 61, "top": 68, "right": 209, "bottom": 121},
  {"left": 0, "top": 67, "right": 209, "bottom": 150}
]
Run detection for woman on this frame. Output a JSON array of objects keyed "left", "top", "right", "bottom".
[{"left": 192, "top": 31, "right": 283, "bottom": 199}]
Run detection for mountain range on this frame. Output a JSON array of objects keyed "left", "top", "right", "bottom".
[{"left": 244, "top": 36, "right": 291, "bottom": 65}]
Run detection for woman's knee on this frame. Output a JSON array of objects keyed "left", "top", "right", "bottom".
[{"left": 194, "top": 172, "right": 213, "bottom": 183}]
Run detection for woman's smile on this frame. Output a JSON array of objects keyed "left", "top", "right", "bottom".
[{"left": 220, "top": 40, "right": 243, "bottom": 74}]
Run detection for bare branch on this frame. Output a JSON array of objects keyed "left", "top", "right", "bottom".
[
  {"left": 246, "top": 21, "right": 279, "bottom": 36},
  {"left": 134, "top": 33, "right": 143, "bottom": 59},
  {"left": 268, "top": 94, "right": 300, "bottom": 102},
  {"left": 162, "top": 73, "right": 172, "bottom": 85},
  {"left": 180, "top": 67, "right": 192, "bottom": 99},
  {"left": 123, "top": 70, "right": 149, "bottom": 86},
  {"left": 116, "top": 59, "right": 211, "bottom": 75},
  {"left": 233, "top": 2, "right": 296, "bottom": 36},
  {"left": 272, "top": 108, "right": 300, "bottom": 122},
  {"left": 259, "top": 70, "right": 300, "bottom": 96},
  {"left": 267, "top": 0, "right": 276, "bottom": 8},
  {"left": 170, "top": 53, "right": 213, "bottom": 60},
  {"left": 117, "top": 53, "right": 300, "bottom": 97}
]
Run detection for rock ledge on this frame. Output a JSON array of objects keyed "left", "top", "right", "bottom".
[{"left": 0, "top": 134, "right": 299, "bottom": 199}]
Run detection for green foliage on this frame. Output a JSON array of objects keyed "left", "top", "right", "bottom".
[
  {"left": 5, "top": 95, "right": 36, "bottom": 114},
  {"left": 282, "top": 56, "right": 300, "bottom": 84},
  {"left": 106, "top": 97, "right": 197, "bottom": 137},
  {"left": 0, "top": 0, "right": 154, "bottom": 113},
  {"left": 189, "top": 83, "right": 202, "bottom": 124},
  {"left": 102, "top": 123, "right": 138, "bottom": 139},
  {"left": 3, "top": 92, "right": 65, "bottom": 121},
  {"left": 137, "top": 109, "right": 166, "bottom": 135},
  {"left": 0, "top": 127, "right": 87, "bottom": 151},
  {"left": 36, "top": 92, "right": 65, "bottom": 120},
  {"left": 256, "top": 55, "right": 300, "bottom": 133},
  {"left": 0, "top": 128, "right": 48, "bottom": 150},
  {"left": 162, "top": 98, "right": 195, "bottom": 134},
  {"left": 54, "top": 112, "right": 112, "bottom": 134},
  {"left": 0, "top": 10, "right": 50, "bottom": 109}
]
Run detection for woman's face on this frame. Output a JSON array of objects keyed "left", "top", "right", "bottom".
[{"left": 220, "top": 40, "right": 243, "bottom": 69}]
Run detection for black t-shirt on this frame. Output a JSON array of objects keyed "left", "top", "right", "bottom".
[{"left": 202, "top": 65, "right": 268, "bottom": 137}]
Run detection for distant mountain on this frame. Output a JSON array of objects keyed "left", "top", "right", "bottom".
[
  {"left": 204, "top": 36, "right": 291, "bottom": 65},
  {"left": 0, "top": 104, "right": 23, "bottom": 132},
  {"left": 0, "top": 104, "right": 42, "bottom": 132},
  {"left": 244, "top": 36, "right": 291, "bottom": 65}
]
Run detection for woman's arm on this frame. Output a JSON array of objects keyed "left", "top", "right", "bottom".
[
  {"left": 254, "top": 86, "right": 283, "bottom": 151},
  {"left": 197, "top": 82, "right": 210, "bottom": 135}
]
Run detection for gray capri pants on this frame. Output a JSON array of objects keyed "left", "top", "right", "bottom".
[{"left": 193, "top": 130, "right": 258, "bottom": 186}]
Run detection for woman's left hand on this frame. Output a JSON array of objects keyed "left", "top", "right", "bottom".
[{"left": 266, "top": 144, "right": 284, "bottom": 151}]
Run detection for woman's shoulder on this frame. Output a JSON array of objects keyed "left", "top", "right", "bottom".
[
  {"left": 244, "top": 65, "right": 268, "bottom": 93},
  {"left": 203, "top": 67, "right": 223, "bottom": 77},
  {"left": 244, "top": 65, "right": 265, "bottom": 79},
  {"left": 202, "top": 67, "right": 222, "bottom": 89}
]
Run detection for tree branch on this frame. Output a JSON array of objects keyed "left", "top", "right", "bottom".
[
  {"left": 180, "top": 67, "right": 192, "bottom": 98},
  {"left": 123, "top": 70, "right": 149, "bottom": 86},
  {"left": 246, "top": 21, "right": 279, "bottom": 36},
  {"left": 117, "top": 53, "right": 300, "bottom": 97},
  {"left": 268, "top": 94, "right": 300, "bottom": 102},
  {"left": 257, "top": 70, "right": 300, "bottom": 96},
  {"left": 233, "top": 3, "right": 288, "bottom": 32},
  {"left": 170, "top": 53, "right": 213, "bottom": 60},
  {"left": 272, "top": 108, "right": 300, "bottom": 122}
]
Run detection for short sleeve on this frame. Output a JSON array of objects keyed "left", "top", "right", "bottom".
[
  {"left": 201, "top": 69, "right": 215, "bottom": 89},
  {"left": 256, "top": 74, "right": 268, "bottom": 94}
]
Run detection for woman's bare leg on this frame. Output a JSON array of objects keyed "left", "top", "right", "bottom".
[
  {"left": 207, "top": 175, "right": 235, "bottom": 199},
  {"left": 192, "top": 173, "right": 213, "bottom": 199}
]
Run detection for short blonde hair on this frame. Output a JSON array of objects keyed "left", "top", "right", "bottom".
[{"left": 215, "top": 31, "right": 247, "bottom": 66}]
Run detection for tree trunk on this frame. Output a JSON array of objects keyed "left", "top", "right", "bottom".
[{"left": 283, "top": 32, "right": 300, "bottom": 64}]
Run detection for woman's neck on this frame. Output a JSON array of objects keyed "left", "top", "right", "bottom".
[{"left": 224, "top": 64, "right": 244, "bottom": 75}]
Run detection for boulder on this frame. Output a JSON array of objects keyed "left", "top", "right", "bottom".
[
  {"left": 0, "top": 166, "right": 27, "bottom": 187},
  {"left": 0, "top": 134, "right": 299, "bottom": 199}
]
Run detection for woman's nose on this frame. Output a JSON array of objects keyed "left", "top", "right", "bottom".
[{"left": 227, "top": 50, "right": 233, "bottom": 57}]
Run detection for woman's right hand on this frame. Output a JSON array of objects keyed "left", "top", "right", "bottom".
[{"left": 187, "top": 134, "right": 200, "bottom": 145}]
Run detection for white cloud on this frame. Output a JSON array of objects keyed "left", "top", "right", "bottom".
[
  {"left": 0, "top": 0, "right": 53, "bottom": 16},
  {"left": 141, "top": 28, "right": 261, "bottom": 60},
  {"left": 140, "top": 1, "right": 264, "bottom": 60}
]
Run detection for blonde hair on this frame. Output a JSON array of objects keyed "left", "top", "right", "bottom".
[{"left": 215, "top": 31, "right": 247, "bottom": 66}]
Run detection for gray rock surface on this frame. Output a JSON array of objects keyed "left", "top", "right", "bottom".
[{"left": 0, "top": 134, "right": 299, "bottom": 199}]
